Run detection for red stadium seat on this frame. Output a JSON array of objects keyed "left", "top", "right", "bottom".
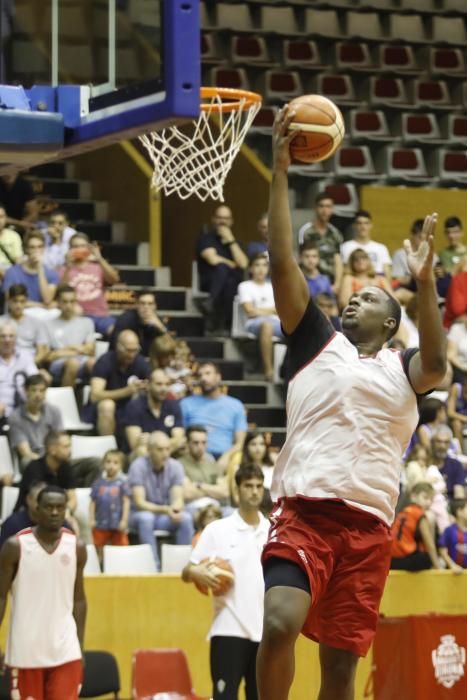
[
  {"left": 335, "top": 146, "right": 383, "bottom": 182},
  {"left": 258, "top": 69, "right": 303, "bottom": 102},
  {"left": 314, "top": 73, "right": 358, "bottom": 106},
  {"left": 384, "top": 147, "right": 430, "bottom": 183},
  {"left": 429, "top": 48, "right": 466, "bottom": 77},
  {"left": 250, "top": 106, "right": 277, "bottom": 134},
  {"left": 335, "top": 42, "right": 373, "bottom": 72},
  {"left": 434, "top": 150, "right": 467, "bottom": 184},
  {"left": 201, "top": 34, "right": 220, "bottom": 64},
  {"left": 283, "top": 39, "right": 330, "bottom": 71},
  {"left": 401, "top": 113, "right": 445, "bottom": 144},
  {"left": 379, "top": 45, "right": 418, "bottom": 74},
  {"left": 231, "top": 35, "right": 270, "bottom": 65},
  {"left": 323, "top": 183, "right": 359, "bottom": 217},
  {"left": 369, "top": 77, "right": 411, "bottom": 108},
  {"left": 445, "top": 114, "right": 467, "bottom": 144},
  {"left": 413, "top": 80, "right": 453, "bottom": 110},
  {"left": 209, "top": 67, "right": 250, "bottom": 91},
  {"left": 349, "top": 109, "right": 392, "bottom": 141},
  {"left": 132, "top": 648, "right": 209, "bottom": 700}
]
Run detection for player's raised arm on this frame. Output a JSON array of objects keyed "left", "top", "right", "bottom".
[
  {"left": 404, "top": 213, "right": 447, "bottom": 393},
  {"left": 269, "top": 107, "right": 310, "bottom": 335}
]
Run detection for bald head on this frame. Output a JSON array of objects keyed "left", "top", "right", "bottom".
[
  {"left": 212, "top": 205, "right": 233, "bottom": 230},
  {"left": 149, "top": 369, "right": 170, "bottom": 403},
  {"left": 148, "top": 430, "right": 171, "bottom": 470},
  {"left": 116, "top": 330, "right": 140, "bottom": 365}
]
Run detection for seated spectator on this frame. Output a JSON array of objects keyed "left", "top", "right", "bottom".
[
  {"left": 122, "top": 368, "right": 184, "bottom": 458},
  {"left": 403, "top": 444, "right": 450, "bottom": 535},
  {"left": 447, "top": 317, "right": 467, "bottom": 383},
  {"left": 314, "top": 292, "right": 341, "bottom": 331},
  {"left": 0, "top": 480, "right": 48, "bottom": 548},
  {"left": 338, "top": 248, "right": 392, "bottom": 309},
  {"left": 110, "top": 289, "right": 167, "bottom": 356},
  {"left": 128, "top": 431, "right": 194, "bottom": 568},
  {"left": 0, "top": 172, "right": 38, "bottom": 232},
  {"left": 227, "top": 430, "right": 275, "bottom": 513},
  {"left": 439, "top": 499, "right": 467, "bottom": 571},
  {"left": 390, "top": 482, "right": 440, "bottom": 571},
  {"left": 196, "top": 205, "right": 248, "bottom": 333},
  {"left": 149, "top": 333, "right": 177, "bottom": 371},
  {"left": 447, "top": 377, "right": 467, "bottom": 446},
  {"left": 444, "top": 254, "right": 467, "bottom": 328},
  {"left": 14, "top": 431, "right": 77, "bottom": 519},
  {"left": 60, "top": 232, "right": 119, "bottom": 337},
  {"left": 430, "top": 426, "right": 465, "bottom": 500},
  {"left": 397, "top": 295, "right": 420, "bottom": 349},
  {"left": 392, "top": 219, "right": 424, "bottom": 291},
  {"left": 238, "top": 254, "right": 282, "bottom": 382},
  {"left": 181, "top": 362, "right": 247, "bottom": 467},
  {"left": 439, "top": 216, "right": 467, "bottom": 273},
  {"left": 192, "top": 503, "right": 222, "bottom": 547},
  {"left": 298, "top": 192, "right": 344, "bottom": 290},
  {"left": 180, "top": 426, "right": 229, "bottom": 515},
  {"left": 8, "top": 374, "right": 62, "bottom": 470},
  {"left": 340, "top": 210, "right": 392, "bottom": 280},
  {"left": 0, "top": 284, "right": 49, "bottom": 365},
  {"left": 83, "top": 329, "right": 150, "bottom": 436},
  {"left": 299, "top": 242, "right": 333, "bottom": 299},
  {"left": 90, "top": 449, "right": 130, "bottom": 563},
  {"left": 0, "top": 203, "right": 23, "bottom": 281},
  {"left": 45, "top": 284, "right": 96, "bottom": 386},
  {"left": 0, "top": 320, "right": 37, "bottom": 424},
  {"left": 165, "top": 339, "right": 196, "bottom": 399},
  {"left": 418, "top": 397, "right": 462, "bottom": 457},
  {"left": 43, "top": 209, "right": 76, "bottom": 269},
  {"left": 3, "top": 231, "right": 59, "bottom": 307},
  {"left": 246, "top": 213, "right": 269, "bottom": 259}
]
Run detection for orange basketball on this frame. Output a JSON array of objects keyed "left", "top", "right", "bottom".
[
  {"left": 195, "top": 557, "right": 235, "bottom": 597},
  {"left": 287, "top": 95, "right": 345, "bottom": 164}
]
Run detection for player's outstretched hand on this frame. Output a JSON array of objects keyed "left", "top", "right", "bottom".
[
  {"left": 403, "top": 213, "right": 437, "bottom": 282},
  {"left": 272, "top": 106, "right": 298, "bottom": 173}
]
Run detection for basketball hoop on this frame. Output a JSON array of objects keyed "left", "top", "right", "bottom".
[{"left": 139, "top": 87, "right": 262, "bottom": 202}]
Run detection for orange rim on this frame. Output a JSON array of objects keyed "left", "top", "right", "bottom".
[{"left": 200, "top": 87, "right": 262, "bottom": 113}]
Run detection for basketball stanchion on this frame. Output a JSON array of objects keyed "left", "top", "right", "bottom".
[{"left": 139, "top": 87, "right": 262, "bottom": 202}]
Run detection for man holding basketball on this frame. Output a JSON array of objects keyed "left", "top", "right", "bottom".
[{"left": 256, "top": 106, "right": 447, "bottom": 700}]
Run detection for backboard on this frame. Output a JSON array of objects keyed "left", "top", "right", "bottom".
[{"left": 0, "top": 0, "right": 201, "bottom": 172}]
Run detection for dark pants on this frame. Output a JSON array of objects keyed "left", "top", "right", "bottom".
[
  {"left": 202, "top": 264, "right": 243, "bottom": 330},
  {"left": 210, "top": 636, "right": 259, "bottom": 700},
  {"left": 390, "top": 551, "right": 432, "bottom": 571}
]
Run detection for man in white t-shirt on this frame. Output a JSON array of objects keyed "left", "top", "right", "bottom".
[
  {"left": 237, "top": 253, "right": 283, "bottom": 381},
  {"left": 182, "top": 464, "right": 269, "bottom": 700},
  {"left": 0, "top": 485, "right": 87, "bottom": 699},
  {"left": 341, "top": 210, "right": 392, "bottom": 279}
]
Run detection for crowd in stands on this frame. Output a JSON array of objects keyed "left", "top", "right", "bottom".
[{"left": 0, "top": 172, "right": 466, "bottom": 575}]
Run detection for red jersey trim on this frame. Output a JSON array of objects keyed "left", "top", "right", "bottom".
[{"left": 289, "top": 330, "right": 337, "bottom": 383}]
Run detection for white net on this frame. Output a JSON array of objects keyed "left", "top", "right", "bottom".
[{"left": 139, "top": 89, "right": 261, "bottom": 201}]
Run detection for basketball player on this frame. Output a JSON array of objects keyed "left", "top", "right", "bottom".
[
  {"left": 0, "top": 485, "right": 87, "bottom": 700},
  {"left": 256, "top": 107, "right": 447, "bottom": 700},
  {"left": 182, "top": 465, "right": 269, "bottom": 700}
]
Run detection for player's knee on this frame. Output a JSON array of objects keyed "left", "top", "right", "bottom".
[{"left": 262, "top": 607, "right": 300, "bottom": 646}]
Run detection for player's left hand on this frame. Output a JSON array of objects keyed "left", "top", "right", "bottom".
[{"left": 403, "top": 213, "right": 437, "bottom": 282}]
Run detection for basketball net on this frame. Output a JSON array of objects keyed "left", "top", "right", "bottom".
[{"left": 139, "top": 87, "right": 262, "bottom": 201}]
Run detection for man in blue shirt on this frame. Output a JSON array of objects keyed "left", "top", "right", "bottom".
[
  {"left": 181, "top": 362, "right": 247, "bottom": 468},
  {"left": 3, "top": 231, "right": 58, "bottom": 306},
  {"left": 128, "top": 431, "right": 194, "bottom": 568},
  {"left": 122, "top": 368, "right": 184, "bottom": 458}
]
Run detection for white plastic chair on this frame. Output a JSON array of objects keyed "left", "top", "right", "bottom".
[
  {"left": 161, "top": 544, "right": 193, "bottom": 574},
  {"left": 46, "top": 387, "right": 94, "bottom": 432},
  {"left": 103, "top": 544, "right": 157, "bottom": 574},
  {"left": 74, "top": 487, "right": 91, "bottom": 525},
  {"left": 84, "top": 544, "right": 101, "bottom": 575},
  {"left": 273, "top": 344, "right": 287, "bottom": 385},
  {"left": 232, "top": 297, "right": 255, "bottom": 340},
  {"left": 1, "top": 486, "right": 19, "bottom": 523},
  {"left": 0, "top": 434, "right": 18, "bottom": 482},
  {"left": 71, "top": 435, "right": 117, "bottom": 461},
  {"left": 95, "top": 340, "right": 110, "bottom": 359}
]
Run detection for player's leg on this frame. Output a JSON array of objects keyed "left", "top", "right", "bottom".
[
  {"left": 45, "top": 659, "right": 83, "bottom": 700},
  {"left": 257, "top": 559, "right": 311, "bottom": 700},
  {"left": 13, "top": 667, "right": 45, "bottom": 700},
  {"left": 210, "top": 636, "right": 247, "bottom": 700},
  {"left": 317, "top": 643, "right": 358, "bottom": 700},
  {"left": 244, "top": 640, "right": 260, "bottom": 700}
]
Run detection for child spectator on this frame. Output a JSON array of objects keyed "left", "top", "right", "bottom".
[
  {"left": 439, "top": 499, "right": 467, "bottom": 571},
  {"left": 299, "top": 242, "right": 333, "bottom": 299},
  {"left": 89, "top": 449, "right": 130, "bottom": 561},
  {"left": 192, "top": 503, "right": 222, "bottom": 547},
  {"left": 403, "top": 445, "right": 450, "bottom": 535},
  {"left": 390, "top": 482, "right": 440, "bottom": 571},
  {"left": 338, "top": 248, "right": 392, "bottom": 309}
]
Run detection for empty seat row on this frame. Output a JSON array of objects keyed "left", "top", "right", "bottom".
[{"left": 203, "top": 4, "right": 467, "bottom": 46}]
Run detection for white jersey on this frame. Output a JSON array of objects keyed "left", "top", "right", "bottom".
[
  {"left": 190, "top": 511, "right": 269, "bottom": 642},
  {"left": 5, "top": 528, "right": 82, "bottom": 668},
  {"left": 271, "top": 301, "right": 419, "bottom": 525}
]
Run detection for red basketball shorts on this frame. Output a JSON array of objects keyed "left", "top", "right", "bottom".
[
  {"left": 92, "top": 528, "right": 129, "bottom": 546},
  {"left": 10, "top": 658, "right": 83, "bottom": 700},
  {"left": 263, "top": 497, "right": 392, "bottom": 657}
]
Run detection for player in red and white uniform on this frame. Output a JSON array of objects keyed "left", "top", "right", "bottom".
[
  {"left": 0, "top": 485, "right": 87, "bottom": 700},
  {"left": 256, "top": 108, "right": 447, "bottom": 700}
]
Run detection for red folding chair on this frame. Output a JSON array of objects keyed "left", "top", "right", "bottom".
[{"left": 132, "top": 648, "right": 210, "bottom": 700}]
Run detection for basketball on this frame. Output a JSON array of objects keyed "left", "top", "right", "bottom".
[
  {"left": 287, "top": 95, "right": 345, "bottom": 164},
  {"left": 195, "top": 557, "right": 235, "bottom": 596}
]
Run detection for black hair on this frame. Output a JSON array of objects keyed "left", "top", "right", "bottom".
[
  {"left": 198, "top": 361, "right": 221, "bottom": 374},
  {"left": 445, "top": 216, "right": 462, "bottom": 230},
  {"left": 418, "top": 397, "right": 446, "bottom": 425},
  {"left": 55, "top": 284, "right": 75, "bottom": 300},
  {"left": 44, "top": 430, "right": 69, "bottom": 451},
  {"left": 299, "top": 241, "right": 320, "bottom": 255},
  {"left": 186, "top": 425, "right": 207, "bottom": 439},
  {"left": 410, "top": 481, "right": 434, "bottom": 498},
  {"left": 450, "top": 499, "right": 467, "bottom": 518},
  {"left": 354, "top": 209, "right": 372, "bottom": 222},
  {"left": 410, "top": 219, "right": 424, "bottom": 235},
  {"left": 135, "top": 288, "right": 157, "bottom": 301},
  {"left": 37, "top": 485, "right": 67, "bottom": 505},
  {"left": 315, "top": 192, "right": 334, "bottom": 205},
  {"left": 49, "top": 209, "right": 69, "bottom": 221},
  {"left": 380, "top": 289, "right": 401, "bottom": 340},
  {"left": 234, "top": 464, "right": 264, "bottom": 487},
  {"left": 240, "top": 431, "right": 273, "bottom": 467},
  {"left": 25, "top": 374, "right": 47, "bottom": 390},
  {"left": 7, "top": 284, "right": 28, "bottom": 299}
]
